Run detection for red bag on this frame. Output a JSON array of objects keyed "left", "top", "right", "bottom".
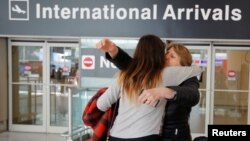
[{"left": 82, "top": 87, "right": 119, "bottom": 141}]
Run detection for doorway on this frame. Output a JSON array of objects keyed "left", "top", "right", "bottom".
[
  {"left": 185, "top": 44, "right": 211, "bottom": 137},
  {"left": 211, "top": 45, "right": 250, "bottom": 125},
  {"left": 9, "top": 40, "right": 79, "bottom": 133}
]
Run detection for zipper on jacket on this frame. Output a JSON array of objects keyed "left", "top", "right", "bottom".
[{"left": 175, "top": 128, "right": 178, "bottom": 135}]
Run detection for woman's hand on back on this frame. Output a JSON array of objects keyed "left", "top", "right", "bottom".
[{"left": 138, "top": 87, "right": 176, "bottom": 107}]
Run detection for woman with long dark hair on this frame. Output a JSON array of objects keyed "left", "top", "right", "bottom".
[{"left": 96, "top": 35, "right": 201, "bottom": 141}]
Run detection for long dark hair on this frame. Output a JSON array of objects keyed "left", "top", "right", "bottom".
[{"left": 117, "top": 34, "right": 166, "bottom": 102}]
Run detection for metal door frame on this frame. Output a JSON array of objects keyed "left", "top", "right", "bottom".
[{"left": 186, "top": 44, "right": 212, "bottom": 138}]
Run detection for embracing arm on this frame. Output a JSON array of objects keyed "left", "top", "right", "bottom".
[
  {"left": 162, "top": 66, "right": 201, "bottom": 106},
  {"left": 138, "top": 66, "right": 201, "bottom": 106},
  {"left": 162, "top": 66, "right": 202, "bottom": 86},
  {"left": 96, "top": 38, "right": 132, "bottom": 70},
  {"left": 138, "top": 77, "right": 200, "bottom": 107},
  {"left": 97, "top": 81, "right": 120, "bottom": 111},
  {"left": 105, "top": 47, "right": 132, "bottom": 70},
  {"left": 168, "top": 77, "right": 200, "bottom": 107}
]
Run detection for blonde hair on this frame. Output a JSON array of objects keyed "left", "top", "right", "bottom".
[{"left": 167, "top": 43, "right": 192, "bottom": 66}]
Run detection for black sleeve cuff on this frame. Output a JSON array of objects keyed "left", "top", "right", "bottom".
[
  {"left": 105, "top": 47, "right": 131, "bottom": 70},
  {"left": 105, "top": 46, "right": 122, "bottom": 61}
]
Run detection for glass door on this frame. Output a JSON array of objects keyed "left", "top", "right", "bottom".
[
  {"left": 9, "top": 41, "right": 79, "bottom": 133},
  {"left": 47, "top": 43, "right": 79, "bottom": 133},
  {"left": 211, "top": 46, "right": 250, "bottom": 125},
  {"left": 186, "top": 45, "right": 211, "bottom": 137},
  {"left": 9, "top": 41, "right": 46, "bottom": 132}
]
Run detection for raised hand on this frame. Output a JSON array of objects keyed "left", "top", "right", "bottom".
[{"left": 96, "top": 38, "right": 118, "bottom": 58}]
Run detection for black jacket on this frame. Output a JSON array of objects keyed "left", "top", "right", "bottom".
[
  {"left": 162, "top": 77, "right": 199, "bottom": 141},
  {"left": 105, "top": 47, "right": 200, "bottom": 141}
]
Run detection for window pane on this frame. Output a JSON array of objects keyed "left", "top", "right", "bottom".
[
  {"left": 12, "top": 84, "right": 43, "bottom": 125},
  {"left": 12, "top": 45, "right": 43, "bottom": 83}
]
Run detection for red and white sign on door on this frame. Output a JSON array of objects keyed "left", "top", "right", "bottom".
[
  {"left": 82, "top": 55, "right": 95, "bottom": 69},
  {"left": 227, "top": 70, "right": 236, "bottom": 80}
]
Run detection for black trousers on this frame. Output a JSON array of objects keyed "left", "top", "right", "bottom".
[{"left": 109, "top": 135, "right": 160, "bottom": 141}]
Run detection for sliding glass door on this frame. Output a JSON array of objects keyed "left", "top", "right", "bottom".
[
  {"left": 9, "top": 41, "right": 79, "bottom": 133},
  {"left": 211, "top": 46, "right": 250, "bottom": 125}
]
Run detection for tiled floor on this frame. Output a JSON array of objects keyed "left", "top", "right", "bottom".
[{"left": 0, "top": 132, "right": 66, "bottom": 141}]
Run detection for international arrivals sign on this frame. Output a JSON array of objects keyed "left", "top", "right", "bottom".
[
  {"left": 0, "top": 0, "right": 249, "bottom": 39},
  {"left": 34, "top": 3, "right": 241, "bottom": 21}
]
